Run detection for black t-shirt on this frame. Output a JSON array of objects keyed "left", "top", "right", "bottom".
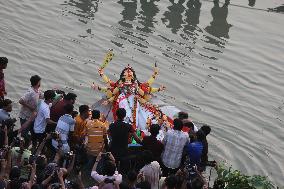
[
  {"left": 142, "top": 136, "right": 164, "bottom": 162},
  {"left": 109, "top": 120, "right": 134, "bottom": 159}
]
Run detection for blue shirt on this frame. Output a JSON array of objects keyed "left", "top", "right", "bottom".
[{"left": 185, "top": 141, "right": 204, "bottom": 166}]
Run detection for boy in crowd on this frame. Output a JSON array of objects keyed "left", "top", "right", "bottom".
[
  {"left": 19, "top": 75, "right": 43, "bottom": 139},
  {"left": 33, "top": 90, "right": 57, "bottom": 148}
]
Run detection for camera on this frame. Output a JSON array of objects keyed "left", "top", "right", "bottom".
[
  {"left": 64, "top": 151, "right": 74, "bottom": 160},
  {"left": 51, "top": 131, "right": 60, "bottom": 140},
  {"left": 50, "top": 183, "right": 62, "bottom": 189},
  {"left": 2, "top": 118, "right": 16, "bottom": 128}
]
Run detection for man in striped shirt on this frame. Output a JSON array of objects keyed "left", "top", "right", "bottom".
[
  {"left": 52, "top": 104, "right": 75, "bottom": 153},
  {"left": 85, "top": 110, "right": 109, "bottom": 157}
]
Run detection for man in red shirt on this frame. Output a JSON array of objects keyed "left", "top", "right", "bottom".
[
  {"left": 50, "top": 92, "right": 77, "bottom": 122},
  {"left": 0, "top": 57, "right": 8, "bottom": 106},
  {"left": 142, "top": 124, "right": 164, "bottom": 164}
]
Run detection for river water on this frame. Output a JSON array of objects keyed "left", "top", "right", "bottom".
[{"left": 1, "top": 0, "right": 284, "bottom": 186}]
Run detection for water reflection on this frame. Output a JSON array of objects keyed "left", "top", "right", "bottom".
[
  {"left": 183, "top": 0, "right": 201, "bottom": 39},
  {"left": 162, "top": 0, "right": 186, "bottom": 34},
  {"left": 138, "top": 0, "right": 160, "bottom": 33},
  {"left": 117, "top": 0, "right": 138, "bottom": 29},
  {"left": 63, "top": 0, "right": 99, "bottom": 24},
  {"left": 248, "top": 0, "right": 256, "bottom": 7},
  {"left": 268, "top": 4, "right": 284, "bottom": 13},
  {"left": 205, "top": 0, "right": 232, "bottom": 47}
]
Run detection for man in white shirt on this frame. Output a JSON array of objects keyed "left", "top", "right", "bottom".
[
  {"left": 32, "top": 90, "right": 57, "bottom": 148},
  {"left": 52, "top": 104, "right": 75, "bottom": 153},
  {"left": 19, "top": 75, "right": 43, "bottom": 139},
  {"left": 161, "top": 118, "right": 189, "bottom": 176}
]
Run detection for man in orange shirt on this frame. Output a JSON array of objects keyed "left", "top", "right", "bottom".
[
  {"left": 85, "top": 109, "right": 109, "bottom": 157},
  {"left": 73, "top": 105, "right": 89, "bottom": 145}
]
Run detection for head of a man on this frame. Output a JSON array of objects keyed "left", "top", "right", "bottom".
[
  {"left": 2, "top": 99, "right": 12, "bottom": 112},
  {"left": 64, "top": 93, "right": 77, "bottom": 105},
  {"left": 30, "top": 75, "right": 41, "bottom": 89},
  {"left": 173, "top": 118, "right": 183, "bottom": 131},
  {"left": 102, "top": 160, "right": 116, "bottom": 177},
  {"left": 0, "top": 57, "right": 8, "bottom": 69},
  {"left": 64, "top": 104, "right": 74, "bottom": 115},
  {"left": 178, "top": 111, "right": 188, "bottom": 120},
  {"left": 92, "top": 109, "right": 100, "bottom": 120},
  {"left": 150, "top": 124, "right": 160, "bottom": 137},
  {"left": 44, "top": 90, "right": 56, "bottom": 104},
  {"left": 116, "top": 108, "right": 126, "bottom": 120},
  {"left": 79, "top": 105, "right": 89, "bottom": 120},
  {"left": 200, "top": 125, "right": 211, "bottom": 136}
]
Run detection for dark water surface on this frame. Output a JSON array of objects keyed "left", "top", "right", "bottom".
[{"left": 1, "top": 0, "right": 284, "bottom": 185}]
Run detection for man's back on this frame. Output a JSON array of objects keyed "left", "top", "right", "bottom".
[
  {"left": 52, "top": 114, "right": 75, "bottom": 152},
  {"left": 186, "top": 141, "right": 203, "bottom": 166},
  {"left": 34, "top": 100, "right": 50, "bottom": 133},
  {"left": 73, "top": 115, "right": 87, "bottom": 143},
  {"left": 162, "top": 129, "right": 189, "bottom": 169},
  {"left": 142, "top": 136, "right": 164, "bottom": 162},
  {"left": 86, "top": 119, "right": 108, "bottom": 156},
  {"left": 50, "top": 100, "right": 66, "bottom": 122},
  {"left": 109, "top": 120, "right": 133, "bottom": 158}
]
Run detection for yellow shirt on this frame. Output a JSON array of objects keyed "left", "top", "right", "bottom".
[
  {"left": 74, "top": 115, "right": 88, "bottom": 143},
  {"left": 85, "top": 119, "right": 108, "bottom": 156}
]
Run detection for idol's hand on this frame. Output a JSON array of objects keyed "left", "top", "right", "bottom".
[
  {"left": 91, "top": 82, "right": 98, "bottom": 90},
  {"left": 159, "top": 85, "right": 166, "bottom": 91},
  {"left": 98, "top": 68, "right": 104, "bottom": 76}
]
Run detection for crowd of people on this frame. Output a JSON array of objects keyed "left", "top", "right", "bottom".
[{"left": 0, "top": 57, "right": 219, "bottom": 189}]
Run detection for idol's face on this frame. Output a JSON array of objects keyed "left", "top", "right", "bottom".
[{"left": 123, "top": 68, "right": 134, "bottom": 81}]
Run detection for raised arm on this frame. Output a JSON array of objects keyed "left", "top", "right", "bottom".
[
  {"left": 147, "top": 63, "right": 159, "bottom": 86},
  {"left": 98, "top": 50, "right": 115, "bottom": 85}
]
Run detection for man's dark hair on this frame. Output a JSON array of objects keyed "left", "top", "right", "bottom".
[
  {"left": 136, "top": 181, "right": 151, "bottom": 189},
  {"left": 178, "top": 111, "right": 188, "bottom": 120},
  {"left": 92, "top": 109, "right": 100, "bottom": 119},
  {"left": 30, "top": 75, "right": 41, "bottom": 87},
  {"left": 127, "top": 170, "right": 138, "bottom": 183},
  {"left": 64, "top": 104, "right": 74, "bottom": 114},
  {"left": 71, "top": 111, "right": 78, "bottom": 118},
  {"left": 173, "top": 118, "right": 183, "bottom": 131},
  {"left": 64, "top": 93, "right": 77, "bottom": 101},
  {"left": 196, "top": 130, "right": 206, "bottom": 141},
  {"left": 2, "top": 99, "right": 12, "bottom": 107},
  {"left": 79, "top": 105, "right": 89, "bottom": 114},
  {"left": 116, "top": 108, "right": 126, "bottom": 120},
  {"left": 102, "top": 160, "right": 116, "bottom": 176},
  {"left": 164, "top": 175, "right": 178, "bottom": 189},
  {"left": 150, "top": 124, "right": 160, "bottom": 137},
  {"left": 0, "top": 57, "right": 8, "bottom": 64},
  {"left": 183, "top": 120, "right": 194, "bottom": 130},
  {"left": 119, "top": 182, "right": 130, "bottom": 189},
  {"left": 200, "top": 125, "right": 211, "bottom": 136},
  {"left": 187, "top": 177, "right": 204, "bottom": 189},
  {"left": 44, "top": 90, "right": 56, "bottom": 101},
  {"left": 142, "top": 150, "right": 154, "bottom": 166}
]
